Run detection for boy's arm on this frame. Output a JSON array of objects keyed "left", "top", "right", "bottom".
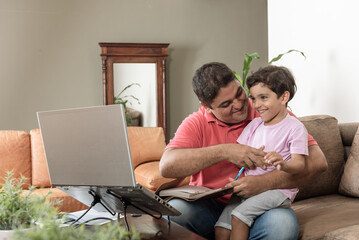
[{"left": 227, "top": 145, "right": 327, "bottom": 198}]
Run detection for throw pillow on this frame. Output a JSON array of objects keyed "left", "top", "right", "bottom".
[
  {"left": 339, "top": 127, "right": 359, "bottom": 197},
  {"left": 296, "top": 115, "right": 345, "bottom": 200}
]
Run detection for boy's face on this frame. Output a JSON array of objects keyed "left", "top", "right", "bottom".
[
  {"left": 202, "top": 80, "right": 249, "bottom": 124},
  {"left": 250, "top": 83, "right": 289, "bottom": 126}
]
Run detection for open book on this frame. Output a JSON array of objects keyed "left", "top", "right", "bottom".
[{"left": 158, "top": 185, "right": 233, "bottom": 201}]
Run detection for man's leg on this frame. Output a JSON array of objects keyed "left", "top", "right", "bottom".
[
  {"left": 249, "top": 208, "right": 299, "bottom": 240},
  {"left": 168, "top": 198, "right": 225, "bottom": 239}
]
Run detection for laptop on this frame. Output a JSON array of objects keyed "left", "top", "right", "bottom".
[{"left": 37, "top": 104, "right": 180, "bottom": 216}]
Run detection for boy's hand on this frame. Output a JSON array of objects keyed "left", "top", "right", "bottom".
[{"left": 264, "top": 151, "right": 286, "bottom": 170}]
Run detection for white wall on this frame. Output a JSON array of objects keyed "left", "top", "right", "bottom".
[{"left": 268, "top": 0, "right": 359, "bottom": 123}]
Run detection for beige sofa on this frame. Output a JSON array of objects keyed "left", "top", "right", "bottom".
[{"left": 292, "top": 115, "right": 359, "bottom": 239}]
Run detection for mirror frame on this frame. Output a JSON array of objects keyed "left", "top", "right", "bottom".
[{"left": 99, "top": 42, "right": 169, "bottom": 135}]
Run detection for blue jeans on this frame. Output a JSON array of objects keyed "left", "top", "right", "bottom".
[{"left": 168, "top": 198, "right": 299, "bottom": 240}]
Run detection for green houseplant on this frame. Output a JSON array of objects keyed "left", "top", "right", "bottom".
[
  {"left": 0, "top": 171, "right": 60, "bottom": 239},
  {"left": 0, "top": 171, "right": 141, "bottom": 240},
  {"left": 234, "top": 49, "right": 306, "bottom": 96},
  {"left": 13, "top": 220, "right": 142, "bottom": 240},
  {"left": 114, "top": 83, "right": 141, "bottom": 125}
]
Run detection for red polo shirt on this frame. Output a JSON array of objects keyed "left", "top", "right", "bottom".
[{"left": 166, "top": 102, "right": 316, "bottom": 203}]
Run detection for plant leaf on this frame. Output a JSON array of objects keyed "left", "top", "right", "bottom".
[
  {"left": 268, "top": 49, "right": 306, "bottom": 65},
  {"left": 233, "top": 71, "right": 243, "bottom": 85},
  {"left": 242, "top": 52, "right": 260, "bottom": 82},
  {"left": 115, "top": 83, "right": 141, "bottom": 98}
]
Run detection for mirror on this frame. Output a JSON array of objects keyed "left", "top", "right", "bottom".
[{"left": 99, "top": 43, "right": 169, "bottom": 135}]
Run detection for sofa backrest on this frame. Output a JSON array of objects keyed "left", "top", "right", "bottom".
[
  {"left": 0, "top": 130, "right": 32, "bottom": 188},
  {"left": 126, "top": 126, "right": 166, "bottom": 169},
  {"left": 30, "top": 129, "right": 51, "bottom": 187},
  {"left": 296, "top": 115, "right": 345, "bottom": 201}
]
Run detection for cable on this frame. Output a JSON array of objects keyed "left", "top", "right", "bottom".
[
  {"left": 67, "top": 189, "right": 115, "bottom": 226},
  {"left": 69, "top": 204, "right": 94, "bottom": 226},
  {"left": 74, "top": 217, "right": 116, "bottom": 228},
  {"left": 122, "top": 198, "right": 129, "bottom": 231},
  {"left": 167, "top": 215, "right": 171, "bottom": 227},
  {"left": 88, "top": 190, "right": 116, "bottom": 216}
]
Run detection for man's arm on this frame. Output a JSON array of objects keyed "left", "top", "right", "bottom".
[
  {"left": 227, "top": 145, "right": 328, "bottom": 198},
  {"left": 159, "top": 144, "right": 266, "bottom": 178}
]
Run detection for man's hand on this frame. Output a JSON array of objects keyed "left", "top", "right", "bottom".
[
  {"left": 226, "top": 175, "right": 268, "bottom": 198},
  {"left": 226, "top": 145, "right": 328, "bottom": 198},
  {"left": 225, "top": 144, "right": 267, "bottom": 170},
  {"left": 160, "top": 143, "right": 267, "bottom": 178}
]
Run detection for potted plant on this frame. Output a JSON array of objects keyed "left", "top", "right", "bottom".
[
  {"left": 13, "top": 221, "right": 142, "bottom": 240},
  {"left": 0, "top": 171, "right": 141, "bottom": 240},
  {"left": 234, "top": 49, "right": 306, "bottom": 96},
  {"left": 0, "top": 171, "right": 59, "bottom": 239},
  {"left": 114, "top": 83, "right": 141, "bottom": 125}
]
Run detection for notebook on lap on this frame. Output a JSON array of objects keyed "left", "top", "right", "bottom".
[{"left": 37, "top": 104, "right": 180, "bottom": 216}]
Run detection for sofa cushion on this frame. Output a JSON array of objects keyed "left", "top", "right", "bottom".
[
  {"left": 0, "top": 131, "right": 32, "bottom": 187},
  {"left": 30, "top": 129, "right": 51, "bottom": 187},
  {"left": 127, "top": 127, "right": 166, "bottom": 169},
  {"left": 297, "top": 115, "right": 345, "bottom": 200},
  {"left": 323, "top": 225, "right": 359, "bottom": 240},
  {"left": 339, "top": 127, "right": 359, "bottom": 197},
  {"left": 25, "top": 188, "right": 87, "bottom": 213},
  {"left": 134, "top": 161, "right": 177, "bottom": 192},
  {"left": 339, "top": 122, "right": 359, "bottom": 160},
  {"left": 292, "top": 194, "right": 359, "bottom": 240}
]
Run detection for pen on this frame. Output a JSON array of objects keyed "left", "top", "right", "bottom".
[{"left": 234, "top": 167, "right": 245, "bottom": 181}]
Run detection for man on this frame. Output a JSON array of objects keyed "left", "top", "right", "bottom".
[{"left": 159, "top": 62, "right": 327, "bottom": 239}]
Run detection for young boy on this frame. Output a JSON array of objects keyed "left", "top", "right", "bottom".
[{"left": 215, "top": 65, "right": 308, "bottom": 240}]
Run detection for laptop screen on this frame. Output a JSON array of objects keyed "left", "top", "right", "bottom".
[{"left": 37, "top": 105, "right": 136, "bottom": 187}]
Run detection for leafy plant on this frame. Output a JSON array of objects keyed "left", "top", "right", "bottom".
[
  {"left": 234, "top": 49, "right": 306, "bottom": 96},
  {"left": 14, "top": 216, "right": 142, "bottom": 240},
  {"left": 0, "top": 170, "right": 142, "bottom": 239},
  {"left": 0, "top": 171, "right": 59, "bottom": 230},
  {"left": 114, "top": 83, "right": 141, "bottom": 125}
]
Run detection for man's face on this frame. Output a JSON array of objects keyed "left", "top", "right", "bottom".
[{"left": 202, "top": 81, "right": 249, "bottom": 124}]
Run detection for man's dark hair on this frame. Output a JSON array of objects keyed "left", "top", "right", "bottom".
[
  {"left": 246, "top": 65, "right": 297, "bottom": 102},
  {"left": 192, "top": 62, "right": 237, "bottom": 107}
]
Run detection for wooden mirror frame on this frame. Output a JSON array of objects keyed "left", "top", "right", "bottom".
[{"left": 99, "top": 42, "right": 169, "bottom": 135}]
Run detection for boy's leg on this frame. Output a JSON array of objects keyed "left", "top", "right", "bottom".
[
  {"left": 231, "top": 215, "right": 249, "bottom": 240},
  {"left": 214, "top": 195, "right": 244, "bottom": 240},
  {"left": 215, "top": 227, "right": 231, "bottom": 240},
  {"left": 231, "top": 190, "right": 289, "bottom": 227},
  {"left": 230, "top": 190, "right": 294, "bottom": 240},
  {"left": 167, "top": 198, "right": 224, "bottom": 239},
  {"left": 249, "top": 208, "right": 299, "bottom": 240}
]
